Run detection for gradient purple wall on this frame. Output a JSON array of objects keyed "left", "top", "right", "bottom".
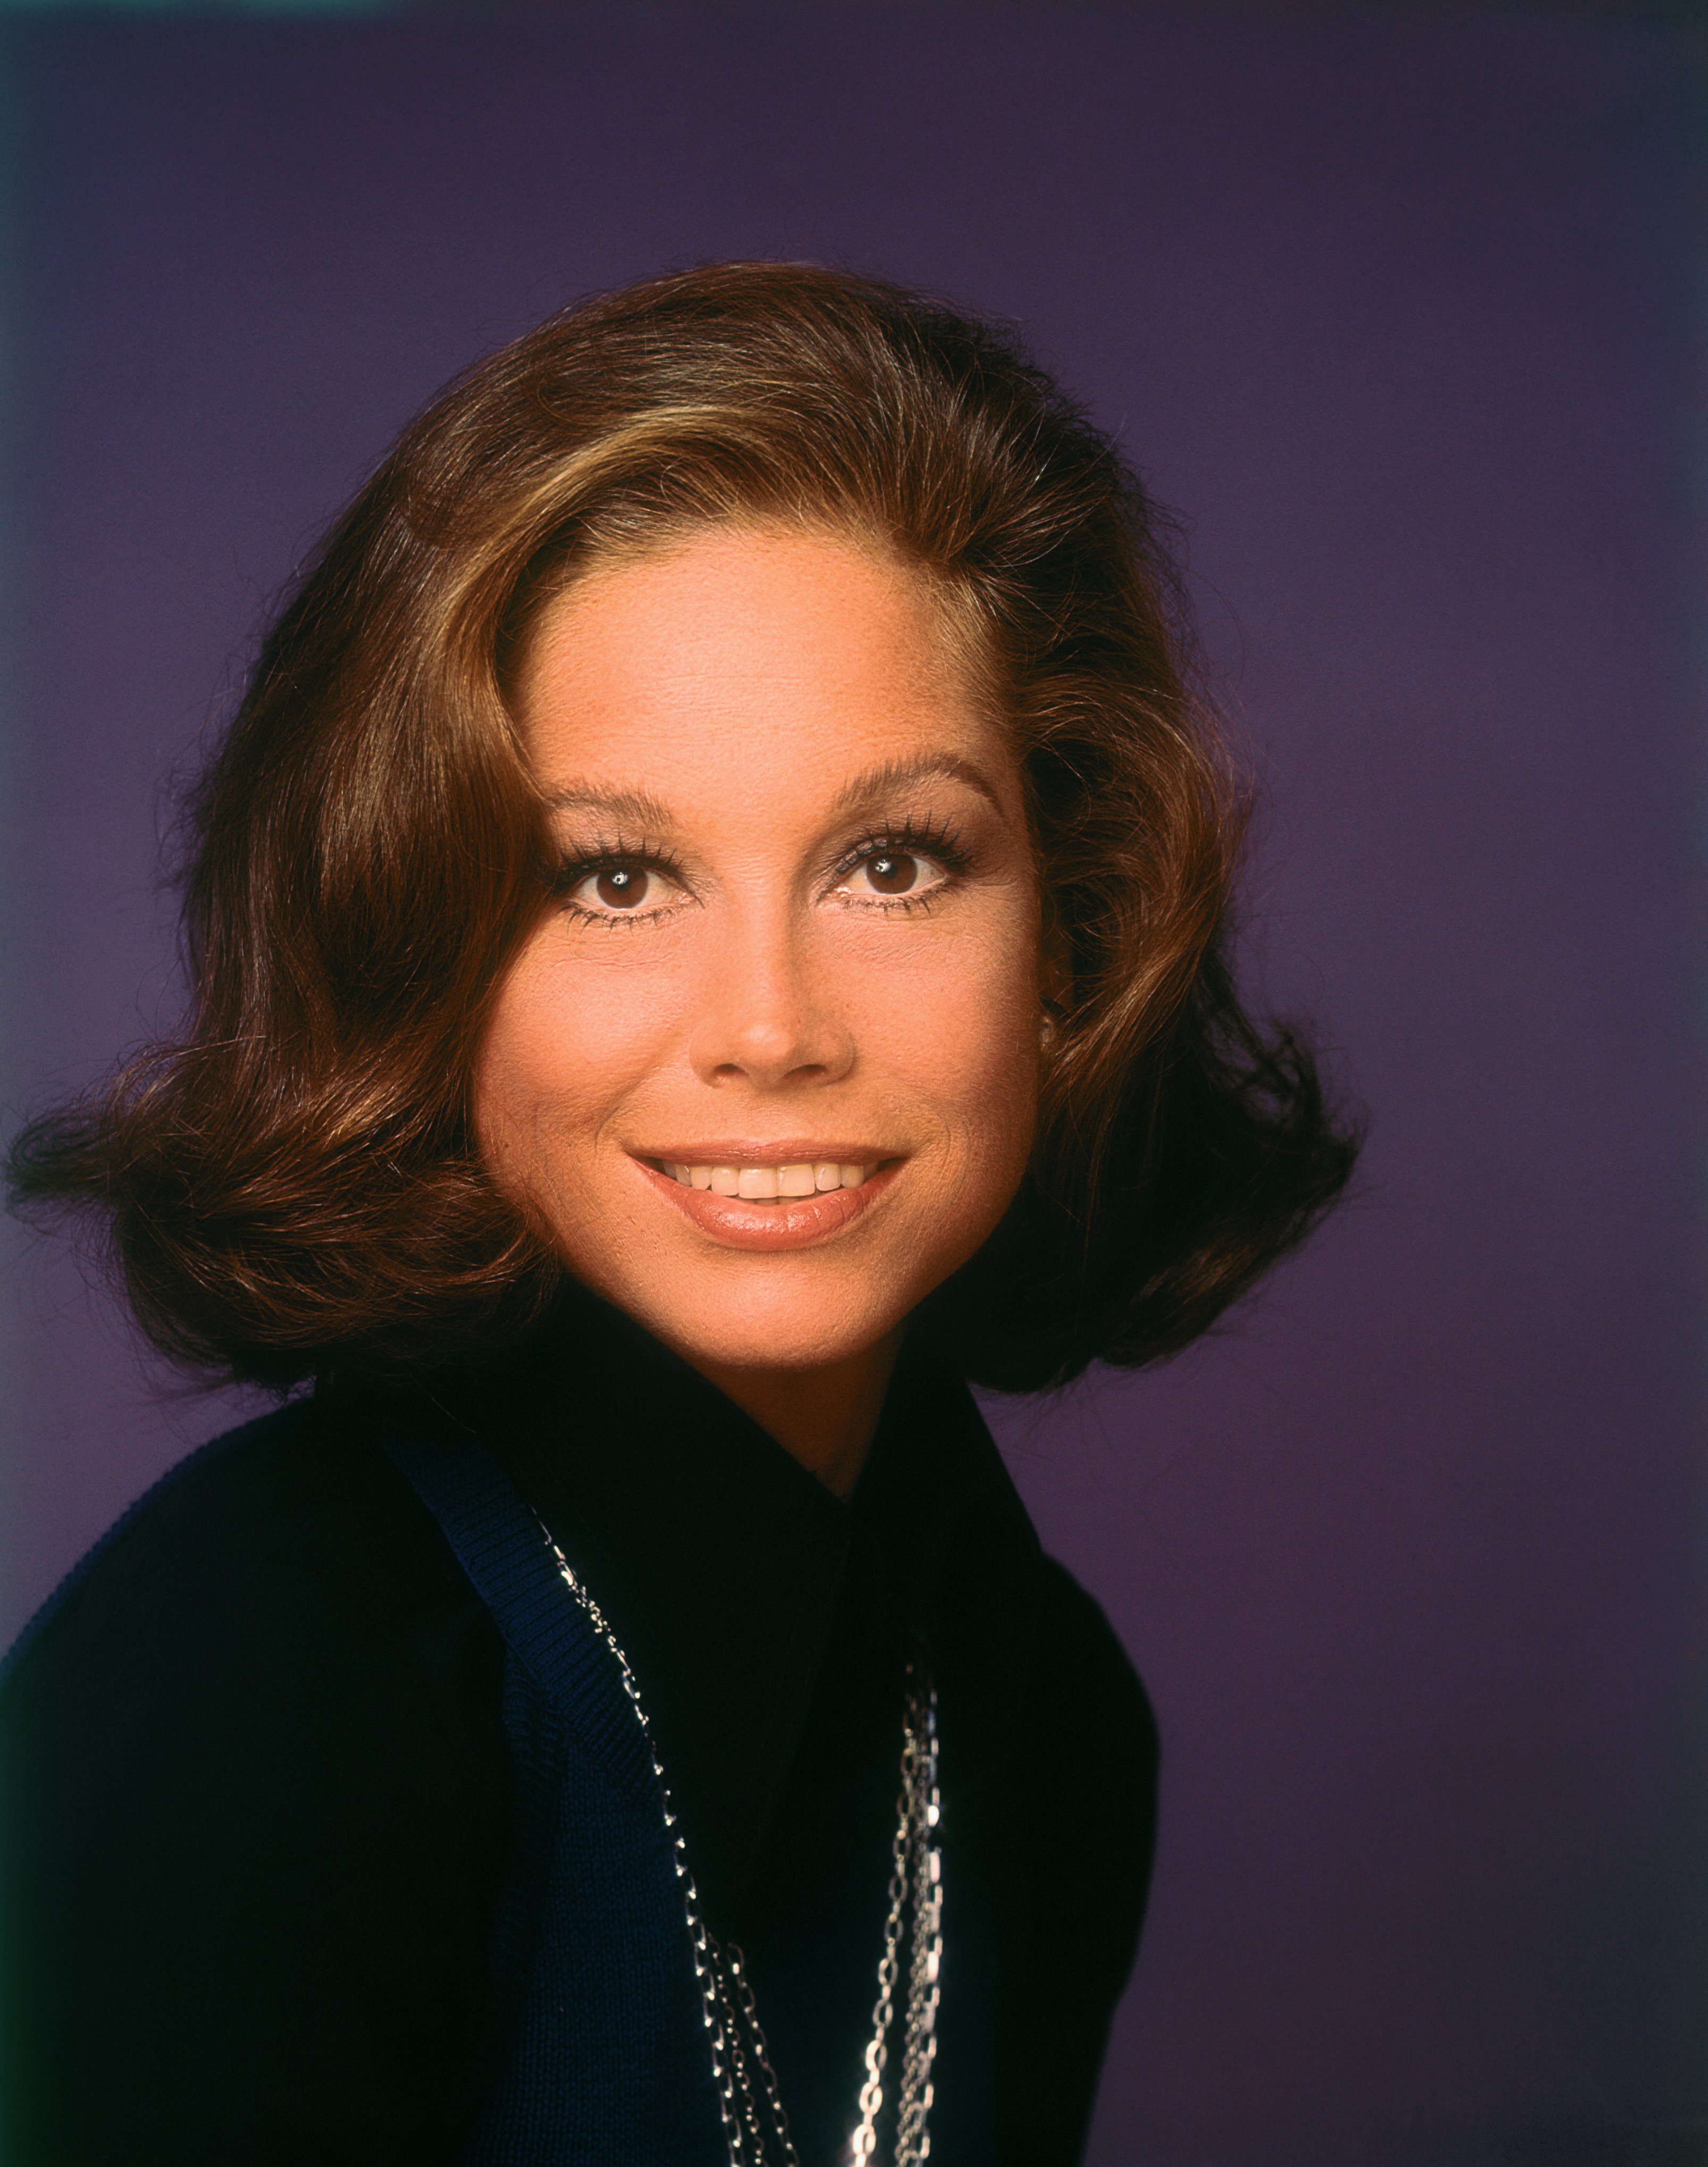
[{"left": 1, "top": 8, "right": 1698, "bottom": 2161}]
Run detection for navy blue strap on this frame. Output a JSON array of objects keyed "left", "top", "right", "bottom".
[
  {"left": 380, "top": 1416, "right": 725, "bottom": 2164},
  {"left": 376, "top": 1420, "right": 655, "bottom": 1806}
]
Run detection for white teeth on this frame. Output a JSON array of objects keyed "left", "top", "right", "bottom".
[{"left": 663, "top": 1159, "right": 878, "bottom": 1198}]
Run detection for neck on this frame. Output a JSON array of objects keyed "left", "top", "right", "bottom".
[{"left": 688, "top": 1330, "right": 904, "bottom": 1500}]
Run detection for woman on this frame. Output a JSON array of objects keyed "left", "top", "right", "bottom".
[{"left": 1, "top": 262, "right": 1356, "bottom": 2165}]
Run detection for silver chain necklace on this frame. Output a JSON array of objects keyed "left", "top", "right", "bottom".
[{"left": 535, "top": 1522, "right": 944, "bottom": 2166}]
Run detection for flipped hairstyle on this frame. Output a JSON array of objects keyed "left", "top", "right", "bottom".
[{"left": 9, "top": 261, "right": 1357, "bottom": 1393}]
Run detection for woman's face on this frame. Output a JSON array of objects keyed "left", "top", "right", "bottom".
[{"left": 477, "top": 524, "right": 1044, "bottom": 1380}]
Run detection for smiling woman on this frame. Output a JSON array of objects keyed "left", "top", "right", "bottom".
[
  {"left": 1, "top": 264, "right": 1356, "bottom": 2166},
  {"left": 481, "top": 528, "right": 1047, "bottom": 1496}
]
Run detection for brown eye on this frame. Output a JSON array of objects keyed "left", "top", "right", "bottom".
[
  {"left": 863, "top": 852, "right": 919, "bottom": 895},
  {"left": 569, "top": 864, "right": 656, "bottom": 912},
  {"left": 585, "top": 862, "right": 641, "bottom": 905},
  {"left": 838, "top": 846, "right": 953, "bottom": 905}
]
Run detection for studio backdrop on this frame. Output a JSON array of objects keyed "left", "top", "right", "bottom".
[{"left": 0, "top": 6, "right": 1698, "bottom": 2162}]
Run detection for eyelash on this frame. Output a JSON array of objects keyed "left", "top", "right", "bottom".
[
  {"left": 549, "top": 818, "right": 973, "bottom": 926},
  {"left": 829, "top": 818, "right": 971, "bottom": 913},
  {"left": 548, "top": 833, "right": 685, "bottom": 928}
]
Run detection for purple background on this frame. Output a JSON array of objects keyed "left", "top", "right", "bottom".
[{"left": 1, "top": 7, "right": 1699, "bottom": 2161}]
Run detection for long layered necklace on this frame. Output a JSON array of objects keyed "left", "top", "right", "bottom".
[{"left": 536, "top": 1522, "right": 944, "bottom": 2167}]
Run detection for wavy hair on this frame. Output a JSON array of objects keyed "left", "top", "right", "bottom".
[{"left": 8, "top": 261, "right": 1357, "bottom": 1392}]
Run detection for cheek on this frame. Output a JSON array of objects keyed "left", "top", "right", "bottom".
[
  {"left": 864, "top": 919, "right": 1041, "bottom": 1165},
  {"left": 474, "top": 938, "right": 678, "bottom": 1177}
]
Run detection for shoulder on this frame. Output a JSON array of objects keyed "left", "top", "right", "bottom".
[
  {"left": 1012, "top": 1553, "right": 1159, "bottom": 1903},
  {"left": 1029, "top": 1551, "right": 1159, "bottom": 1776},
  {"left": 0, "top": 1404, "right": 515, "bottom": 2155},
  {"left": 2, "top": 1391, "right": 499, "bottom": 1753},
  {"left": 925, "top": 1368, "right": 1158, "bottom": 1783},
  {"left": 989, "top": 1551, "right": 1158, "bottom": 2155},
  {"left": 921, "top": 1369, "right": 1159, "bottom": 1804}
]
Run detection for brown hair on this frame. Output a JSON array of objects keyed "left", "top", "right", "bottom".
[{"left": 8, "top": 262, "right": 1357, "bottom": 1394}]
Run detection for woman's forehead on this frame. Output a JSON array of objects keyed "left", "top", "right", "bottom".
[{"left": 517, "top": 525, "right": 1016, "bottom": 813}]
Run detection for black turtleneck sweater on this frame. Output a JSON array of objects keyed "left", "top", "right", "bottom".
[{"left": 0, "top": 1309, "right": 1157, "bottom": 2165}]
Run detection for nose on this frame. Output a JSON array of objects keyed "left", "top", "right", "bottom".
[{"left": 687, "top": 910, "right": 855, "bottom": 1091}]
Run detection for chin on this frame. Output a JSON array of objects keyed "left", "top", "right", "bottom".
[{"left": 594, "top": 1264, "right": 918, "bottom": 1379}]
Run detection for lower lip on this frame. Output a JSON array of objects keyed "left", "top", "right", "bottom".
[{"left": 636, "top": 1159, "right": 899, "bottom": 1252}]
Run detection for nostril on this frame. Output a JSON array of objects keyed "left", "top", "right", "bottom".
[
  {"left": 689, "top": 1009, "right": 856, "bottom": 1087},
  {"left": 709, "top": 1060, "right": 830, "bottom": 1084}
]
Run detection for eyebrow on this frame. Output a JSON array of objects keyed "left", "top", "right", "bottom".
[
  {"left": 829, "top": 753, "right": 1007, "bottom": 820},
  {"left": 541, "top": 785, "right": 678, "bottom": 831},
  {"left": 542, "top": 753, "right": 1007, "bottom": 831}
]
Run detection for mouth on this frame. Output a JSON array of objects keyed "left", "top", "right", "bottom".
[
  {"left": 651, "top": 1155, "right": 883, "bottom": 1202},
  {"left": 632, "top": 1146, "right": 901, "bottom": 1252}
]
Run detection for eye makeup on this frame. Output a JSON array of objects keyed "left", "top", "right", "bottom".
[
  {"left": 548, "top": 808, "right": 979, "bottom": 924},
  {"left": 827, "top": 815, "right": 972, "bottom": 912},
  {"left": 829, "top": 814, "right": 970, "bottom": 883}
]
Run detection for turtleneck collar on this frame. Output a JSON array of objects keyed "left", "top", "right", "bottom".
[{"left": 439, "top": 1289, "right": 1034, "bottom": 1931}]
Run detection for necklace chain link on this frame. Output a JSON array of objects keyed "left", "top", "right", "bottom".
[{"left": 536, "top": 1523, "right": 943, "bottom": 2167}]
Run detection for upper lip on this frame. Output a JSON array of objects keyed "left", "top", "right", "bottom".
[{"left": 636, "top": 1141, "right": 901, "bottom": 1166}]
